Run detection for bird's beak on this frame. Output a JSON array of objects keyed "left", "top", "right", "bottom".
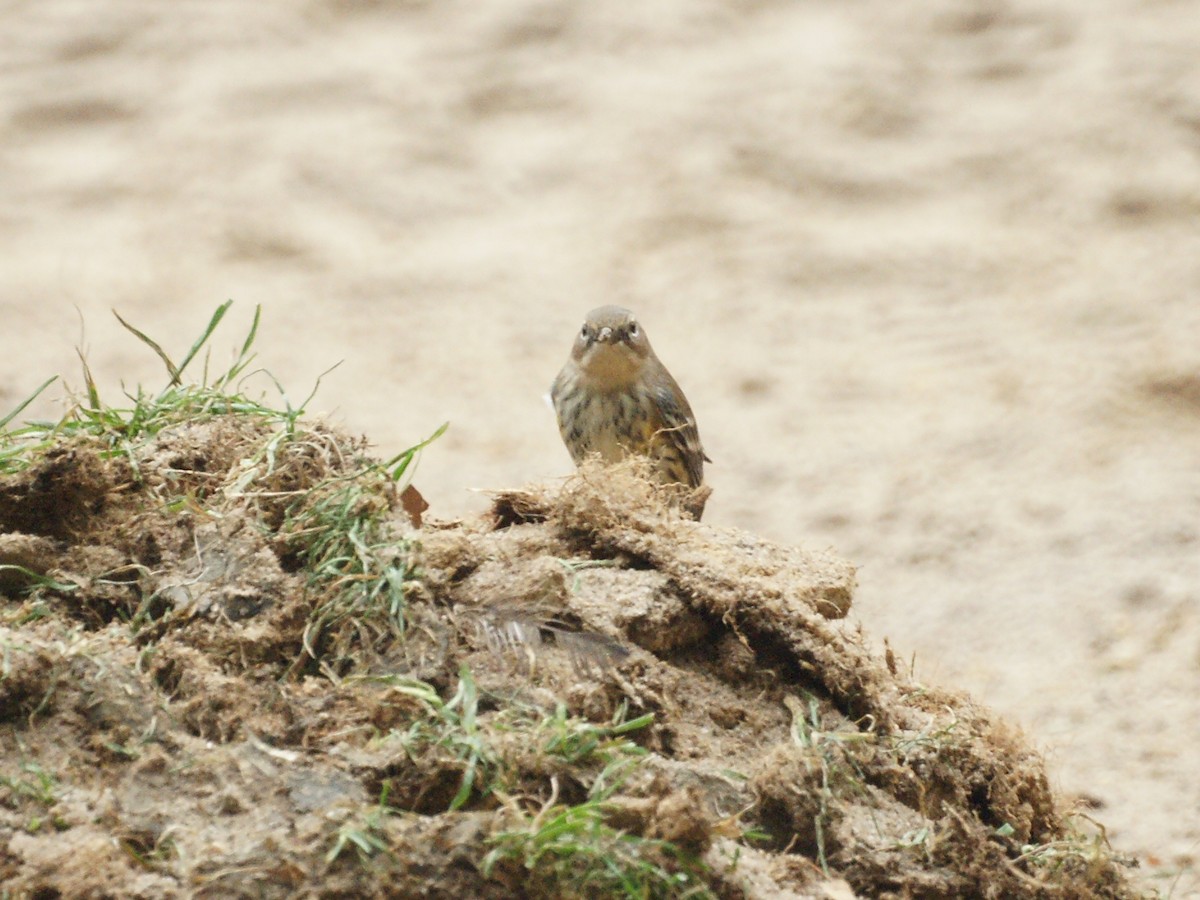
[{"left": 597, "top": 326, "right": 613, "bottom": 343}]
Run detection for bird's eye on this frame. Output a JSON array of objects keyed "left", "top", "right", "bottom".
[
  {"left": 628, "top": 323, "right": 639, "bottom": 338},
  {"left": 580, "top": 325, "right": 590, "bottom": 339}
]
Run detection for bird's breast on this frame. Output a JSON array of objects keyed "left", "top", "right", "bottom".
[{"left": 578, "top": 345, "right": 646, "bottom": 388}]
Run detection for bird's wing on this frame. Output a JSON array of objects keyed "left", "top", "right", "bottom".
[{"left": 652, "top": 374, "right": 708, "bottom": 487}]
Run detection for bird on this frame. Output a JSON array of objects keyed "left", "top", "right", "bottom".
[{"left": 550, "top": 305, "right": 710, "bottom": 516}]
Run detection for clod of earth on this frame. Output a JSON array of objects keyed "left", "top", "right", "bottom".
[{"left": 0, "top": 420, "right": 1139, "bottom": 898}]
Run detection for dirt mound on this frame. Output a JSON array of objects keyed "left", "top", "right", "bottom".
[{"left": 0, "top": 416, "right": 1138, "bottom": 897}]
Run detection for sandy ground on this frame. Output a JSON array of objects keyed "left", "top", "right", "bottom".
[{"left": 1, "top": 0, "right": 1198, "bottom": 891}]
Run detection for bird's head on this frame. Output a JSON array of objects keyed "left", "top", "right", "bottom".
[{"left": 570, "top": 305, "right": 653, "bottom": 385}]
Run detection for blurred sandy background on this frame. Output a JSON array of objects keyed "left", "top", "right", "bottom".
[{"left": 2, "top": 0, "right": 1198, "bottom": 890}]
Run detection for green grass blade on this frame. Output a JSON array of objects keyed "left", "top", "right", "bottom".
[
  {"left": 229, "top": 304, "right": 260, "bottom": 372},
  {"left": 0, "top": 376, "right": 57, "bottom": 431},
  {"left": 113, "top": 309, "right": 181, "bottom": 385},
  {"left": 293, "top": 360, "right": 343, "bottom": 418},
  {"left": 459, "top": 667, "right": 478, "bottom": 732},
  {"left": 75, "top": 349, "right": 102, "bottom": 412},
  {"left": 236, "top": 304, "right": 260, "bottom": 365},
  {"left": 215, "top": 303, "right": 260, "bottom": 389},
  {"left": 172, "top": 299, "right": 233, "bottom": 383},
  {"left": 610, "top": 713, "right": 655, "bottom": 735},
  {"left": 0, "top": 565, "right": 80, "bottom": 593},
  {"left": 449, "top": 758, "right": 476, "bottom": 811},
  {"left": 386, "top": 421, "right": 449, "bottom": 482}
]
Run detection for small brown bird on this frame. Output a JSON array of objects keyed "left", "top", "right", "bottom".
[{"left": 551, "top": 305, "right": 709, "bottom": 514}]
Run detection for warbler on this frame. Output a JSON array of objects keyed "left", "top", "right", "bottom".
[{"left": 550, "top": 305, "right": 710, "bottom": 515}]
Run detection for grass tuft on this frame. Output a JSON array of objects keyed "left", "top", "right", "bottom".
[
  {"left": 326, "top": 785, "right": 398, "bottom": 866},
  {"left": 283, "top": 422, "right": 446, "bottom": 676},
  {"left": 785, "top": 693, "right": 875, "bottom": 875},
  {"left": 484, "top": 755, "right": 712, "bottom": 900},
  {"left": 0, "top": 760, "right": 68, "bottom": 833},
  {"left": 0, "top": 302, "right": 297, "bottom": 478},
  {"left": 383, "top": 666, "right": 497, "bottom": 811},
  {"left": 0, "top": 303, "right": 446, "bottom": 671}
]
